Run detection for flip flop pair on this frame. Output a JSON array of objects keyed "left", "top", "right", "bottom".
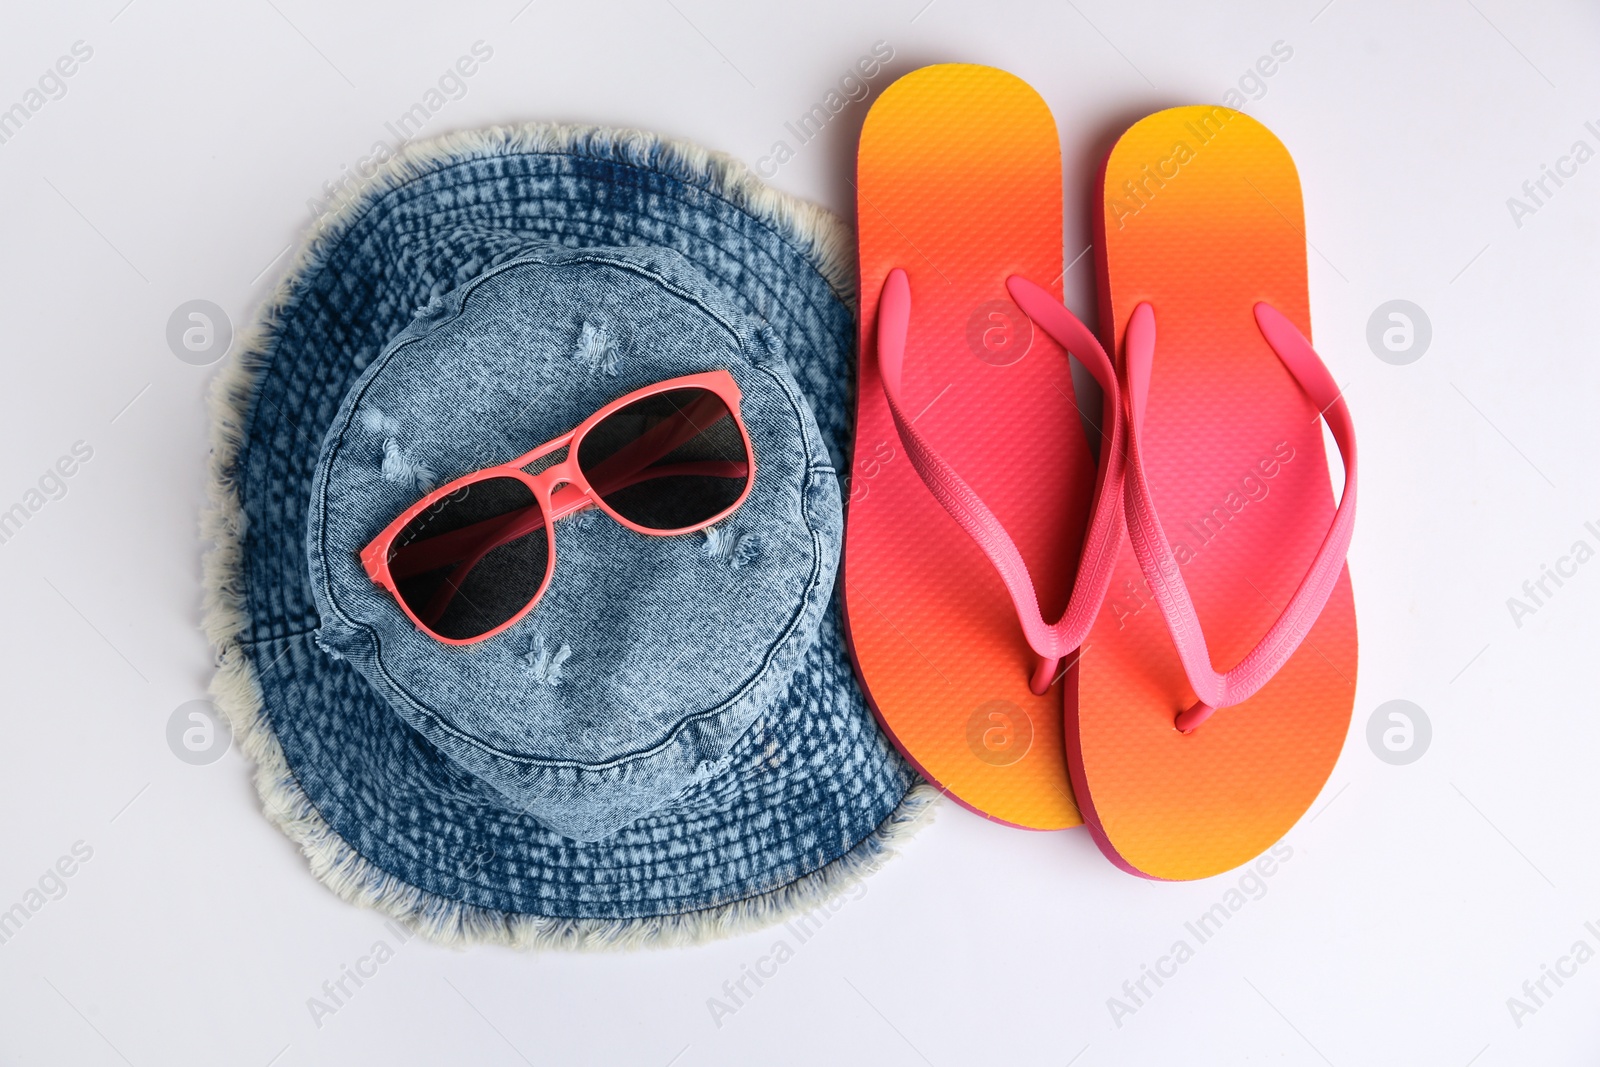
[{"left": 844, "top": 64, "right": 1357, "bottom": 881}]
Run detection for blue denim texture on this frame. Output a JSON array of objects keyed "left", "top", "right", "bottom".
[
  {"left": 308, "top": 246, "right": 842, "bottom": 842},
  {"left": 229, "top": 128, "right": 918, "bottom": 920}
]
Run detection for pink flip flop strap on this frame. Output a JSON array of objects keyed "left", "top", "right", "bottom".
[
  {"left": 1121, "top": 301, "right": 1357, "bottom": 732},
  {"left": 873, "top": 268, "right": 1126, "bottom": 669}
]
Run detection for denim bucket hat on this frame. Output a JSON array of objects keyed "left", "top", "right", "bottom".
[{"left": 203, "top": 124, "right": 936, "bottom": 948}]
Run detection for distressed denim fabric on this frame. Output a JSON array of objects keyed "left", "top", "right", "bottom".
[
  {"left": 309, "top": 246, "right": 840, "bottom": 842},
  {"left": 228, "top": 127, "right": 918, "bottom": 920}
]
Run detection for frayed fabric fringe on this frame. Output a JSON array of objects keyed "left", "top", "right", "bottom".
[{"left": 200, "top": 120, "right": 935, "bottom": 950}]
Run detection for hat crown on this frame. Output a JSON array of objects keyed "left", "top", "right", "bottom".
[{"left": 307, "top": 246, "right": 842, "bottom": 842}]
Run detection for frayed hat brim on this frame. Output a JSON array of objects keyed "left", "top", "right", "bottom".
[{"left": 203, "top": 121, "right": 937, "bottom": 949}]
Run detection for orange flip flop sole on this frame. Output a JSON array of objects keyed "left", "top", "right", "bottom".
[
  {"left": 845, "top": 64, "right": 1097, "bottom": 830},
  {"left": 1070, "top": 106, "right": 1358, "bottom": 877}
]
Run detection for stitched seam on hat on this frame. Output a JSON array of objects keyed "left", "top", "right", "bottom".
[
  {"left": 444, "top": 189, "right": 839, "bottom": 338},
  {"left": 354, "top": 190, "right": 840, "bottom": 376},
  {"left": 360, "top": 508, "right": 825, "bottom": 771},
  {"left": 235, "top": 627, "right": 320, "bottom": 649},
  {"left": 308, "top": 145, "right": 852, "bottom": 313}
]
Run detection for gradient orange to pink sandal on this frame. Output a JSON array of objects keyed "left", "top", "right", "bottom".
[
  {"left": 845, "top": 64, "right": 1095, "bottom": 829},
  {"left": 1069, "top": 106, "right": 1358, "bottom": 879}
]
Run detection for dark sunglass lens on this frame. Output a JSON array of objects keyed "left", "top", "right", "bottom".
[
  {"left": 575, "top": 387, "right": 751, "bottom": 531},
  {"left": 386, "top": 476, "right": 550, "bottom": 640}
]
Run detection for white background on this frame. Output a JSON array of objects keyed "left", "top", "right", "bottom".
[{"left": 2, "top": 1, "right": 1598, "bottom": 1064}]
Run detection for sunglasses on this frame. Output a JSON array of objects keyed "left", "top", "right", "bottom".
[{"left": 359, "top": 370, "right": 756, "bottom": 645}]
